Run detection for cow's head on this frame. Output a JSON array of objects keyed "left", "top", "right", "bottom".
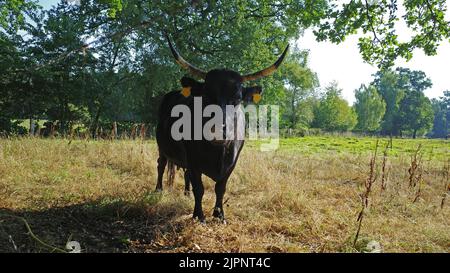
[
  {"left": 167, "top": 35, "right": 288, "bottom": 143},
  {"left": 167, "top": 35, "right": 288, "bottom": 105}
]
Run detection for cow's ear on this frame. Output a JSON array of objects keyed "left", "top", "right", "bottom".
[
  {"left": 180, "top": 76, "right": 203, "bottom": 97},
  {"left": 242, "top": 86, "right": 263, "bottom": 103}
]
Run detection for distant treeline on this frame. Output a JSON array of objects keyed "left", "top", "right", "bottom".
[{"left": 1, "top": 1, "right": 449, "bottom": 139}]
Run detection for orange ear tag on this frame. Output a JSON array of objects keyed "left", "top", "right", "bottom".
[
  {"left": 252, "top": 93, "right": 262, "bottom": 103},
  {"left": 181, "top": 87, "right": 191, "bottom": 97}
]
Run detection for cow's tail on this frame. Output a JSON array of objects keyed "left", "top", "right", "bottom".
[{"left": 167, "top": 161, "right": 175, "bottom": 188}]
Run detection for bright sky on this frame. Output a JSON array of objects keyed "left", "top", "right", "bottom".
[
  {"left": 39, "top": 0, "right": 450, "bottom": 104},
  {"left": 296, "top": 0, "right": 450, "bottom": 104},
  {"left": 296, "top": 30, "right": 450, "bottom": 104}
]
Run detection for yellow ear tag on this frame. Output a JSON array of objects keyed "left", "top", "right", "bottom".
[
  {"left": 181, "top": 87, "right": 191, "bottom": 97},
  {"left": 252, "top": 93, "right": 262, "bottom": 103}
]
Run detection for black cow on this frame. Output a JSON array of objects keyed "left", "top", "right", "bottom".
[{"left": 155, "top": 35, "right": 289, "bottom": 223}]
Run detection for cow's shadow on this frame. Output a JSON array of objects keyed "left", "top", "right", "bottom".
[{"left": 0, "top": 195, "right": 191, "bottom": 253}]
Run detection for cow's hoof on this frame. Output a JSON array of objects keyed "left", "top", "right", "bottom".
[
  {"left": 154, "top": 187, "right": 162, "bottom": 193},
  {"left": 193, "top": 215, "right": 206, "bottom": 224},
  {"left": 215, "top": 217, "right": 226, "bottom": 224},
  {"left": 211, "top": 216, "right": 227, "bottom": 224},
  {"left": 214, "top": 217, "right": 226, "bottom": 224},
  {"left": 193, "top": 211, "right": 205, "bottom": 223}
]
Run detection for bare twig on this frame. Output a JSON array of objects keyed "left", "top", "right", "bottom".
[
  {"left": 8, "top": 235, "right": 18, "bottom": 251},
  {"left": 408, "top": 144, "right": 422, "bottom": 188},
  {"left": 0, "top": 214, "right": 67, "bottom": 253}
]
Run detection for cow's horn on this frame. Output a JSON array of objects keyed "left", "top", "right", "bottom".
[
  {"left": 242, "top": 45, "right": 289, "bottom": 82},
  {"left": 166, "top": 34, "right": 207, "bottom": 79}
]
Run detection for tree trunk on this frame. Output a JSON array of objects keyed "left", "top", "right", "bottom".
[
  {"left": 291, "top": 95, "right": 296, "bottom": 128},
  {"left": 413, "top": 129, "right": 417, "bottom": 139}
]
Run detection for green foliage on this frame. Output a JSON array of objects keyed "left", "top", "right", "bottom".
[
  {"left": 396, "top": 68, "right": 433, "bottom": 93},
  {"left": 372, "top": 67, "right": 434, "bottom": 137},
  {"left": 276, "top": 49, "right": 319, "bottom": 129},
  {"left": 2, "top": 0, "right": 317, "bottom": 135},
  {"left": 372, "top": 70, "right": 404, "bottom": 135},
  {"left": 430, "top": 95, "right": 448, "bottom": 138},
  {"left": 0, "top": 117, "right": 27, "bottom": 135},
  {"left": 99, "top": 0, "right": 122, "bottom": 17},
  {"left": 1, "top": 0, "right": 448, "bottom": 136},
  {"left": 354, "top": 84, "right": 386, "bottom": 133},
  {"left": 430, "top": 91, "right": 450, "bottom": 138},
  {"left": 398, "top": 90, "right": 434, "bottom": 138},
  {"left": 315, "top": 0, "right": 450, "bottom": 68},
  {"left": 312, "top": 82, "right": 357, "bottom": 132},
  {"left": 104, "top": 0, "right": 450, "bottom": 68},
  {"left": 0, "top": 0, "right": 38, "bottom": 30}
]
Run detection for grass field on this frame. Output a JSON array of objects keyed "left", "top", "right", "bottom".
[{"left": 0, "top": 136, "right": 448, "bottom": 253}]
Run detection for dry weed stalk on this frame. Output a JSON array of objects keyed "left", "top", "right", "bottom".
[
  {"left": 130, "top": 124, "right": 137, "bottom": 140},
  {"left": 354, "top": 140, "right": 379, "bottom": 247},
  {"left": 413, "top": 158, "right": 426, "bottom": 203},
  {"left": 408, "top": 144, "right": 423, "bottom": 188}
]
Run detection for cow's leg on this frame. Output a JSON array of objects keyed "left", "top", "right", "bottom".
[
  {"left": 189, "top": 170, "right": 205, "bottom": 222},
  {"left": 184, "top": 169, "right": 191, "bottom": 196},
  {"left": 155, "top": 154, "right": 167, "bottom": 192},
  {"left": 213, "top": 180, "right": 227, "bottom": 223}
]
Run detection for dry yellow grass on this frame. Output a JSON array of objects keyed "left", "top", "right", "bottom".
[{"left": 0, "top": 137, "right": 448, "bottom": 253}]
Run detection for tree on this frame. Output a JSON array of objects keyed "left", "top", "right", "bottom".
[
  {"left": 372, "top": 70, "right": 403, "bottom": 135},
  {"left": 353, "top": 84, "right": 386, "bottom": 133},
  {"left": 312, "top": 82, "right": 357, "bottom": 132},
  {"left": 2, "top": 0, "right": 449, "bottom": 135},
  {"left": 396, "top": 68, "right": 432, "bottom": 93},
  {"left": 395, "top": 68, "right": 433, "bottom": 138},
  {"left": 276, "top": 49, "right": 319, "bottom": 129},
  {"left": 430, "top": 91, "right": 450, "bottom": 138},
  {"left": 103, "top": 0, "right": 450, "bottom": 68},
  {"left": 398, "top": 90, "right": 434, "bottom": 138},
  {"left": 372, "top": 67, "right": 433, "bottom": 136}
]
